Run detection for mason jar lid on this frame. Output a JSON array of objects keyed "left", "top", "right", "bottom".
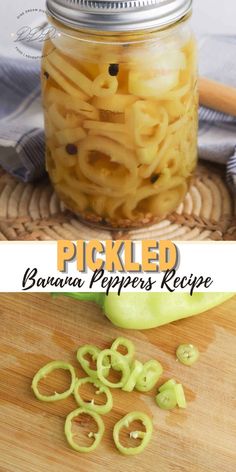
[{"left": 46, "top": 0, "right": 193, "bottom": 33}]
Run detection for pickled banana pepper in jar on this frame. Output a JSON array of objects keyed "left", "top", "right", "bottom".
[{"left": 43, "top": 0, "right": 198, "bottom": 228}]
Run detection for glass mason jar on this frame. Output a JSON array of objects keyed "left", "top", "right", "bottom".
[{"left": 42, "top": 0, "right": 198, "bottom": 229}]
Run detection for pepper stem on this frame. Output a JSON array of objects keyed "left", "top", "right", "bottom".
[{"left": 55, "top": 292, "right": 105, "bottom": 307}]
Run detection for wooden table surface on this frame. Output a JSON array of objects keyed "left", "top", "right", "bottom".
[{"left": 0, "top": 293, "right": 235, "bottom": 472}]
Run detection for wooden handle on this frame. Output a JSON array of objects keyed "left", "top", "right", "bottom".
[{"left": 199, "top": 77, "right": 236, "bottom": 117}]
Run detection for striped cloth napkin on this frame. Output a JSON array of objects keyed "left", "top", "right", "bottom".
[
  {"left": 0, "top": 35, "right": 235, "bottom": 191},
  {"left": 0, "top": 57, "right": 45, "bottom": 182},
  {"left": 198, "top": 35, "right": 236, "bottom": 192}
]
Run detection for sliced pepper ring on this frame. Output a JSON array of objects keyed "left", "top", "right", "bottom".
[
  {"left": 74, "top": 377, "right": 113, "bottom": 414},
  {"left": 156, "top": 380, "right": 187, "bottom": 409},
  {"left": 176, "top": 343, "right": 199, "bottom": 366},
  {"left": 155, "top": 388, "right": 177, "bottom": 410},
  {"left": 31, "top": 360, "right": 76, "bottom": 402},
  {"left": 135, "top": 360, "right": 163, "bottom": 392},
  {"left": 113, "top": 411, "right": 153, "bottom": 455},
  {"left": 174, "top": 384, "right": 187, "bottom": 409},
  {"left": 111, "top": 337, "right": 135, "bottom": 371},
  {"left": 76, "top": 345, "right": 109, "bottom": 379},
  {"left": 97, "top": 349, "right": 130, "bottom": 389},
  {"left": 64, "top": 407, "right": 105, "bottom": 453},
  {"left": 122, "top": 360, "right": 143, "bottom": 392},
  {"left": 159, "top": 379, "right": 176, "bottom": 392}
]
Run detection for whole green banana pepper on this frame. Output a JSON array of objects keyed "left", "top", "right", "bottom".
[{"left": 60, "top": 292, "right": 234, "bottom": 330}]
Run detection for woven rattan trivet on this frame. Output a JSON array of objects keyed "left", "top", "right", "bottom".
[{"left": 0, "top": 163, "right": 235, "bottom": 241}]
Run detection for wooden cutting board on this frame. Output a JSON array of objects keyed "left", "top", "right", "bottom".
[{"left": 0, "top": 293, "right": 235, "bottom": 472}]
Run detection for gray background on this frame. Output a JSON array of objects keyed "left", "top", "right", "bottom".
[{"left": 0, "top": 0, "right": 235, "bottom": 58}]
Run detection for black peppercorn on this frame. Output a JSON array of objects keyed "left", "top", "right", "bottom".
[
  {"left": 101, "top": 218, "right": 108, "bottom": 226},
  {"left": 150, "top": 174, "right": 159, "bottom": 184},
  {"left": 65, "top": 143, "right": 78, "bottom": 155},
  {"left": 108, "top": 64, "right": 119, "bottom": 76}
]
